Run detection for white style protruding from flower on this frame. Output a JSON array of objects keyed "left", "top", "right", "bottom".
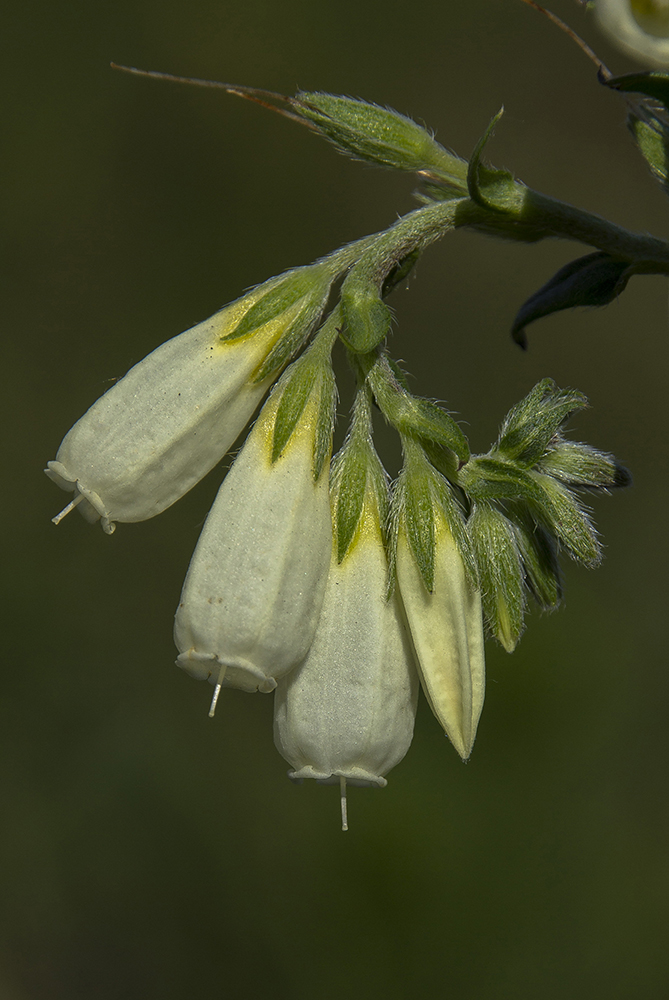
[
  {"left": 45, "top": 267, "right": 331, "bottom": 533},
  {"left": 274, "top": 425, "right": 419, "bottom": 797},
  {"left": 594, "top": 0, "right": 669, "bottom": 66},
  {"left": 174, "top": 332, "right": 336, "bottom": 697},
  {"left": 394, "top": 443, "right": 485, "bottom": 760}
]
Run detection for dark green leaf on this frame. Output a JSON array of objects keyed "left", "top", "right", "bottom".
[
  {"left": 511, "top": 252, "right": 632, "bottom": 349},
  {"left": 604, "top": 71, "right": 669, "bottom": 114}
]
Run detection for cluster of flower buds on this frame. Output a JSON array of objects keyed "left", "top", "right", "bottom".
[{"left": 47, "top": 66, "right": 639, "bottom": 825}]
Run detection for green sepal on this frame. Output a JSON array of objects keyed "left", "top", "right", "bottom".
[
  {"left": 628, "top": 114, "right": 669, "bottom": 195},
  {"left": 331, "top": 430, "right": 389, "bottom": 564},
  {"left": 312, "top": 365, "right": 337, "bottom": 481},
  {"left": 367, "top": 359, "right": 470, "bottom": 464},
  {"left": 495, "top": 379, "right": 588, "bottom": 467},
  {"left": 221, "top": 268, "right": 325, "bottom": 343},
  {"left": 391, "top": 444, "right": 476, "bottom": 594},
  {"left": 271, "top": 363, "right": 314, "bottom": 462},
  {"left": 537, "top": 440, "right": 632, "bottom": 489},
  {"left": 398, "top": 463, "right": 436, "bottom": 592},
  {"left": 467, "top": 502, "right": 525, "bottom": 652},
  {"left": 294, "top": 92, "right": 466, "bottom": 179},
  {"left": 511, "top": 252, "right": 632, "bottom": 349},
  {"left": 333, "top": 453, "right": 366, "bottom": 563},
  {"left": 459, "top": 456, "right": 547, "bottom": 507},
  {"left": 271, "top": 355, "right": 335, "bottom": 481},
  {"left": 604, "top": 71, "right": 669, "bottom": 115},
  {"left": 381, "top": 249, "right": 421, "bottom": 296},
  {"left": 251, "top": 281, "right": 328, "bottom": 383},
  {"left": 420, "top": 439, "right": 460, "bottom": 481},
  {"left": 467, "top": 109, "right": 525, "bottom": 215},
  {"left": 431, "top": 471, "right": 478, "bottom": 584},
  {"left": 251, "top": 318, "right": 312, "bottom": 383},
  {"left": 414, "top": 179, "right": 468, "bottom": 204},
  {"left": 531, "top": 472, "right": 601, "bottom": 568},
  {"left": 340, "top": 280, "right": 392, "bottom": 353},
  {"left": 508, "top": 505, "right": 562, "bottom": 611},
  {"left": 459, "top": 457, "right": 600, "bottom": 567},
  {"left": 385, "top": 356, "right": 411, "bottom": 392}
]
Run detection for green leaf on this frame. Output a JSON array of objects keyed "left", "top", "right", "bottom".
[
  {"left": 604, "top": 71, "right": 669, "bottom": 114},
  {"left": 467, "top": 109, "right": 525, "bottom": 215},
  {"left": 511, "top": 252, "right": 632, "bottom": 349}
]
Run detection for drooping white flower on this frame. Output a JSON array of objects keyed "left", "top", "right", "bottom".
[
  {"left": 594, "top": 0, "right": 669, "bottom": 66},
  {"left": 393, "top": 442, "right": 485, "bottom": 760},
  {"left": 174, "top": 335, "right": 336, "bottom": 696},
  {"left": 274, "top": 406, "right": 419, "bottom": 791},
  {"left": 274, "top": 528, "right": 419, "bottom": 789},
  {"left": 45, "top": 266, "right": 332, "bottom": 533}
]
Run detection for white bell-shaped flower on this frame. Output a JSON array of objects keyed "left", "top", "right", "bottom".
[
  {"left": 594, "top": 0, "right": 669, "bottom": 66},
  {"left": 274, "top": 389, "right": 419, "bottom": 805},
  {"left": 46, "top": 267, "right": 331, "bottom": 533},
  {"left": 397, "top": 513, "right": 485, "bottom": 761},
  {"left": 174, "top": 351, "right": 334, "bottom": 696},
  {"left": 274, "top": 518, "right": 419, "bottom": 788}
]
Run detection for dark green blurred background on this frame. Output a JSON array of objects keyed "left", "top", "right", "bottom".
[{"left": 3, "top": 1, "right": 668, "bottom": 997}]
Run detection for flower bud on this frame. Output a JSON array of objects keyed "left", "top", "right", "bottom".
[
  {"left": 174, "top": 355, "right": 334, "bottom": 696},
  {"left": 467, "top": 503, "right": 525, "bottom": 653},
  {"left": 340, "top": 279, "right": 392, "bottom": 354},
  {"left": 594, "top": 0, "right": 669, "bottom": 67},
  {"left": 45, "top": 266, "right": 331, "bottom": 533},
  {"left": 397, "top": 512, "right": 485, "bottom": 761},
  {"left": 293, "top": 92, "right": 468, "bottom": 186}
]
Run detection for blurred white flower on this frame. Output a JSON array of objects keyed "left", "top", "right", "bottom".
[{"left": 594, "top": 0, "right": 669, "bottom": 66}]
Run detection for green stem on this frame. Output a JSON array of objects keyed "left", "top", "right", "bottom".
[{"left": 456, "top": 190, "right": 669, "bottom": 266}]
